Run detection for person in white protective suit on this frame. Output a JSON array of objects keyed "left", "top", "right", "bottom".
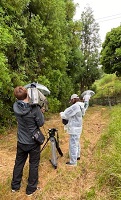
[
  {"left": 60, "top": 94, "right": 85, "bottom": 166},
  {"left": 83, "top": 93, "right": 90, "bottom": 111}
]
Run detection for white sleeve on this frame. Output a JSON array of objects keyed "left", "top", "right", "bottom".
[
  {"left": 63, "top": 104, "right": 79, "bottom": 119},
  {"left": 60, "top": 112, "right": 67, "bottom": 119}
]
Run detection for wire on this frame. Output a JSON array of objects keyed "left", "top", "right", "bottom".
[
  {"left": 96, "top": 13, "right": 121, "bottom": 23},
  {"left": 97, "top": 16, "right": 121, "bottom": 23},
  {"left": 96, "top": 13, "right": 121, "bottom": 20}
]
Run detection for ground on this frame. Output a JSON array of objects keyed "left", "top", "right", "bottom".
[{"left": 0, "top": 105, "right": 110, "bottom": 200}]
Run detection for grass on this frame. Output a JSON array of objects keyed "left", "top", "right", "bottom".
[
  {"left": 95, "top": 105, "right": 121, "bottom": 200},
  {"left": 1, "top": 105, "right": 121, "bottom": 200}
]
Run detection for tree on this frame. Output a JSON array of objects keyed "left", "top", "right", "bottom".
[
  {"left": 0, "top": 0, "right": 78, "bottom": 127},
  {"left": 80, "top": 6, "right": 101, "bottom": 91},
  {"left": 1, "top": 0, "right": 94, "bottom": 129},
  {"left": 100, "top": 26, "right": 121, "bottom": 76},
  {"left": 66, "top": 20, "right": 84, "bottom": 92}
]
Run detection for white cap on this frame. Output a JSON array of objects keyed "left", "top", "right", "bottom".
[{"left": 70, "top": 94, "right": 79, "bottom": 100}]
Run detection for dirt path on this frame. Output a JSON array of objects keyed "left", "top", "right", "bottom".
[{"left": 0, "top": 105, "right": 110, "bottom": 200}]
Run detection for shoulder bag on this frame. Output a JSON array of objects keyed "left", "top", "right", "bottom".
[
  {"left": 21, "top": 115, "right": 45, "bottom": 145},
  {"left": 32, "top": 129, "right": 45, "bottom": 145}
]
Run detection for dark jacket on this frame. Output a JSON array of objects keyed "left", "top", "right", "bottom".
[{"left": 13, "top": 100, "right": 44, "bottom": 144}]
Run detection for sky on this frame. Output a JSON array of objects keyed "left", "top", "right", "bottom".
[{"left": 73, "top": 0, "right": 121, "bottom": 43}]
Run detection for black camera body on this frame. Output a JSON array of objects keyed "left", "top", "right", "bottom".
[{"left": 48, "top": 128, "right": 57, "bottom": 137}]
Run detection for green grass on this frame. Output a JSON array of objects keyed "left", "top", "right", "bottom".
[
  {"left": 92, "top": 73, "right": 121, "bottom": 98},
  {"left": 95, "top": 105, "right": 121, "bottom": 200}
]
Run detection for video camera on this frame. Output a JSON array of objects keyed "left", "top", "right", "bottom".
[{"left": 27, "top": 84, "right": 48, "bottom": 111}]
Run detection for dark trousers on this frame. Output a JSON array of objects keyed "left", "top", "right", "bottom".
[{"left": 11, "top": 142, "right": 40, "bottom": 194}]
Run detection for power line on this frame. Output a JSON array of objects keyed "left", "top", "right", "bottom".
[
  {"left": 96, "top": 13, "right": 121, "bottom": 23},
  {"left": 97, "top": 16, "right": 121, "bottom": 23},
  {"left": 96, "top": 13, "right": 121, "bottom": 21},
  {"left": 74, "top": 11, "right": 121, "bottom": 23}
]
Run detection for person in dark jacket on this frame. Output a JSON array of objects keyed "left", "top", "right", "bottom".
[{"left": 11, "top": 86, "right": 44, "bottom": 196}]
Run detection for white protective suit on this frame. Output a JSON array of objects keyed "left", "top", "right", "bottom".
[
  {"left": 83, "top": 94, "right": 90, "bottom": 111},
  {"left": 60, "top": 101, "right": 85, "bottom": 165}
]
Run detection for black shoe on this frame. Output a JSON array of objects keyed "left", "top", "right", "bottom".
[
  {"left": 66, "top": 162, "right": 77, "bottom": 166},
  {"left": 26, "top": 187, "right": 41, "bottom": 196},
  {"left": 77, "top": 157, "right": 80, "bottom": 160}
]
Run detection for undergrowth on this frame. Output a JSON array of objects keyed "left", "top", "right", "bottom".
[{"left": 95, "top": 104, "right": 121, "bottom": 200}]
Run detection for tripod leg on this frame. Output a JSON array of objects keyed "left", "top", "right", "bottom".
[
  {"left": 55, "top": 139, "right": 63, "bottom": 157},
  {"left": 49, "top": 137, "right": 57, "bottom": 169},
  {"left": 40, "top": 137, "right": 50, "bottom": 153}
]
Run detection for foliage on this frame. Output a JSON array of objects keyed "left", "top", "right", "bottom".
[
  {"left": 0, "top": 16, "right": 15, "bottom": 129},
  {"left": 101, "top": 26, "right": 121, "bottom": 76},
  {"left": 79, "top": 6, "right": 101, "bottom": 91},
  {"left": 92, "top": 73, "right": 121, "bottom": 98},
  {"left": 0, "top": 0, "right": 74, "bottom": 129},
  {"left": 48, "top": 97, "right": 61, "bottom": 113},
  {"left": 96, "top": 105, "right": 121, "bottom": 199},
  {"left": 0, "top": 1, "right": 101, "bottom": 131}
]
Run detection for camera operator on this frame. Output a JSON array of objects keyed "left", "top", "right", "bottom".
[
  {"left": 60, "top": 94, "right": 85, "bottom": 166},
  {"left": 11, "top": 86, "right": 44, "bottom": 196}
]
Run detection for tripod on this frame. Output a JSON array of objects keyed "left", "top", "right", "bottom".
[{"left": 40, "top": 128, "right": 63, "bottom": 169}]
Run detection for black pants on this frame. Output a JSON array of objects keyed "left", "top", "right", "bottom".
[{"left": 11, "top": 142, "right": 40, "bottom": 194}]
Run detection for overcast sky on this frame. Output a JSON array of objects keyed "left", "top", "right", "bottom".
[{"left": 73, "top": 0, "right": 121, "bottom": 43}]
